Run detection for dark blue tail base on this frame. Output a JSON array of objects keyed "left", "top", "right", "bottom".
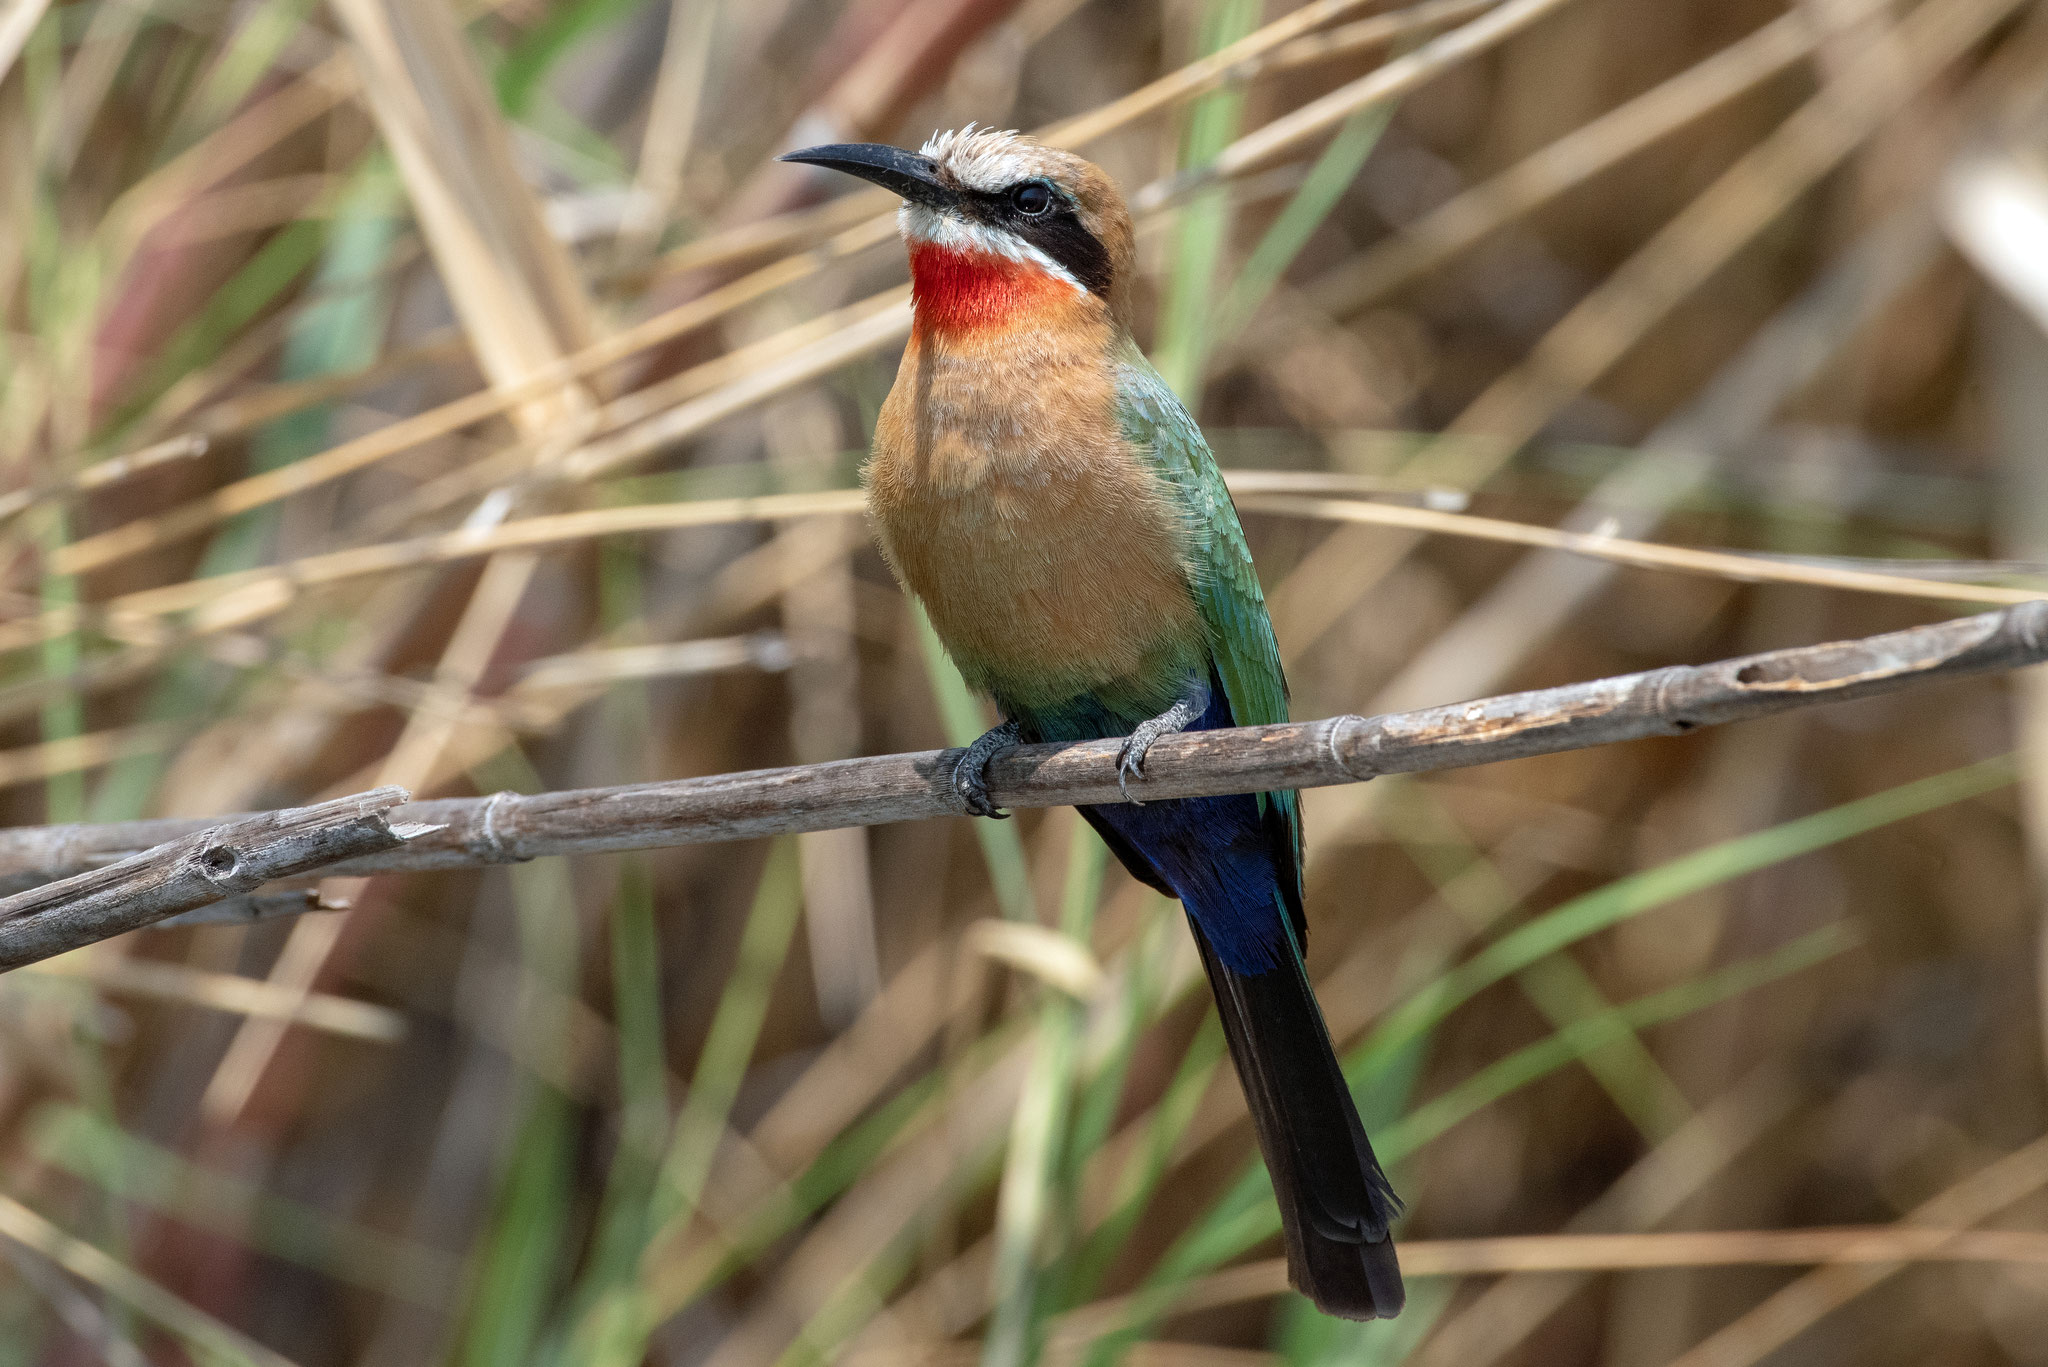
[{"left": 1022, "top": 674, "right": 1403, "bottom": 1318}]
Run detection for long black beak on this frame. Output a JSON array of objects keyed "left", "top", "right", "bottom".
[{"left": 778, "top": 143, "right": 957, "bottom": 208}]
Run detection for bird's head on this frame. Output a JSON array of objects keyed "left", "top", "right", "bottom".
[{"left": 781, "top": 126, "right": 1136, "bottom": 335}]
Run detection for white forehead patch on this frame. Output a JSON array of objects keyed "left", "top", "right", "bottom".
[{"left": 920, "top": 123, "right": 1038, "bottom": 195}]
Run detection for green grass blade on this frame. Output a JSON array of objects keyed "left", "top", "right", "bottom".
[
  {"left": 27, "top": 1103, "right": 457, "bottom": 1303},
  {"left": 1077, "top": 756, "right": 2014, "bottom": 1360},
  {"left": 1209, "top": 105, "right": 1393, "bottom": 348},
  {"left": 1386, "top": 780, "right": 1690, "bottom": 1142},
  {"left": 1382, "top": 923, "right": 1854, "bottom": 1151},
  {"left": 571, "top": 838, "right": 804, "bottom": 1366},
  {"left": 1064, "top": 1013, "right": 1228, "bottom": 1312},
  {"left": 1151, "top": 0, "right": 1263, "bottom": 401},
  {"left": 457, "top": 834, "right": 583, "bottom": 1367},
  {"left": 495, "top": 0, "right": 649, "bottom": 117},
  {"left": 983, "top": 828, "right": 1110, "bottom": 1367},
  {"left": 1351, "top": 755, "right": 2016, "bottom": 1085},
  {"left": 913, "top": 602, "right": 1035, "bottom": 922}
]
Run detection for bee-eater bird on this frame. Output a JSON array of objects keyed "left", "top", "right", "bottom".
[{"left": 781, "top": 127, "right": 1403, "bottom": 1320}]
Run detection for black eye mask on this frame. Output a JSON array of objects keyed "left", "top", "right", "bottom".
[{"left": 961, "top": 186, "right": 1114, "bottom": 298}]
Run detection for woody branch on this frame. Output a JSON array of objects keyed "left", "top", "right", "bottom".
[{"left": 0, "top": 601, "right": 2041, "bottom": 971}]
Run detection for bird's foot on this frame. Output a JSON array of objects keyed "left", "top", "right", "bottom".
[
  {"left": 953, "top": 719, "right": 1023, "bottom": 818},
  {"left": 1117, "top": 678, "right": 1211, "bottom": 803}
]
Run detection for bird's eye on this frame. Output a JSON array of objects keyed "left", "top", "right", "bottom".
[{"left": 1011, "top": 181, "right": 1054, "bottom": 215}]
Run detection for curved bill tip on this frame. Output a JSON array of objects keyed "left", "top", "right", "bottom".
[{"left": 779, "top": 142, "right": 956, "bottom": 208}]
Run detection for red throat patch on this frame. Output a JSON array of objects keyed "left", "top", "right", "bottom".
[{"left": 909, "top": 243, "right": 1076, "bottom": 336}]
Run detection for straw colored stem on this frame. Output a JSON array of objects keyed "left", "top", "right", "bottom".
[
  {"left": 1049, "top": 1224, "right": 2048, "bottom": 1330},
  {"left": 28, "top": 956, "right": 406, "bottom": 1042},
  {"left": 1133, "top": 0, "right": 1583, "bottom": 210},
  {"left": 0, "top": 1192, "right": 302, "bottom": 1367},
  {"left": 1316, "top": 7, "right": 1823, "bottom": 314}
]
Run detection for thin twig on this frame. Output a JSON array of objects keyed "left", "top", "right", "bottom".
[
  {"left": 0, "top": 788, "right": 421, "bottom": 970},
  {"left": 0, "top": 605, "right": 2037, "bottom": 898}
]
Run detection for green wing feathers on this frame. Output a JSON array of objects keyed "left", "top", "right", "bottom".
[{"left": 1114, "top": 347, "right": 1304, "bottom": 875}]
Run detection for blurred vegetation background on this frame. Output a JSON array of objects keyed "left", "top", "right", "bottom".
[{"left": 3, "top": 0, "right": 2048, "bottom": 1363}]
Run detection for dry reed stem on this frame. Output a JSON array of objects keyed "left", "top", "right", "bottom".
[
  {"left": 0, "top": 1, "right": 52, "bottom": 89},
  {"left": 1038, "top": 0, "right": 1389, "bottom": 147},
  {"left": 1250, "top": 494, "right": 2048, "bottom": 607},
  {"left": 28, "top": 955, "right": 407, "bottom": 1042},
  {"left": 1264, "top": 0, "right": 1501, "bottom": 71},
  {"left": 185, "top": 331, "right": 467, "bottom": 446},
  {"left": 327, "top": 0, "right": 593, "bottom": 399},
  {"left": 150, "top": 172, "right": 350, "bottom": 249},
  {"left": 201, "top": 0, "right": 602, "bottom": 1130},
  {"left": 1315, "top": 7, "right": 1822, "bottom": 314},
  {"left": 617, "top": 0, "right": 720, "bottom": 258},
  {"left": 1269, "top": 0, "right": 2023, "bottom": 647},
  {"left": 0, "top": 725, "right": 180, "bottom": 792},
  {"left": 1664, "top": 1132, "right": 2048, "bottom": 1367},
  {"left": 16, "top": 476, "right": 2041, "bottom": 662},
  {"left": 0, "top": 603, "right": 2036, "bottom": 896},
  {"left": 0, "top": 434, "right": 208, "bottom": 528},
  {"left": 0, "top": 1192, "right": 301, "bottom": 1367},
  {"left": 1047, "top": 1225, "right": 2048, "bottom": 1340},
  {"left": 1134, "top": 0, "right": 1585, "bottom": 211},
  {"left": 35, "top": 0, "right": 1504, "bottom": 573}
]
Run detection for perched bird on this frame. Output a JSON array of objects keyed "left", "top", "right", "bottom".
[{"left": 781, "top": 127, "right": 1403, "bottom": 1320}]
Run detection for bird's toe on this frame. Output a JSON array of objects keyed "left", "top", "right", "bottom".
[{"left": 953, "top": 755, "right": 1007, "bottom": 819}]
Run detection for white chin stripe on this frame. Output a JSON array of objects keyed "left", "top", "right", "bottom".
[{"left": 900, "top": 204, "right": 1088, "bottom": 297}]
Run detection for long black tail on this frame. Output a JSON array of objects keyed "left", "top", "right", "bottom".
[{"left": 1189, "top": 918, "right": 1404, "bottom": 1320}]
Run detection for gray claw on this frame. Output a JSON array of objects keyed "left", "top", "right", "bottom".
[
  {"left": 953, "top": 719, "right": 1022, "bottom": 819},
  {"left": 1116, "top": 732, "right": 1154, "bottom": 804},
  {"left": 1115, "top": 679, "right": 1210, "bottom": 805},
  {"left": 954, "top": 757, "right": 1007, "bottom": 818}
]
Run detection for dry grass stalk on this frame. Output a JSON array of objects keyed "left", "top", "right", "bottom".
[
  {"left": 0, "top": 1, "right": 52, "bottom": 89},
  {"left": 0, "top": 1192, "right": 300, "bottom": 1367},
  {"left": 195, "top": 0, "right": 609, "bottom": 1129},
  {"left": 0, "top": 725, "right": 181, "bottom": 793},
  {"left": 1268, "top": 0, "right": 2028, "bottom": 649},
  {"left": 28, "top": 955, "right": 406, "bottom": 1042},
  {"left": 1315, "top": 8, "right": 1823, "bottom": 314},
  {"left": 1250, "top": 493, "right": 2048, "bottom": 607},
  {"left": 1135, "top": 0, "right": 1586, "bottom": 210},
  {"left": 1045, "top": 1222, "right": 2048, "bottom": 1343},
  {"left": 1665, "top": 1133, "right": 2048, "bottom": 1367},
  {"left": 327, "top": 0, "right": 594, "bottom": 412},
  {"left": 14, "top": 477, "right": 2037, "bottom": 662}
]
